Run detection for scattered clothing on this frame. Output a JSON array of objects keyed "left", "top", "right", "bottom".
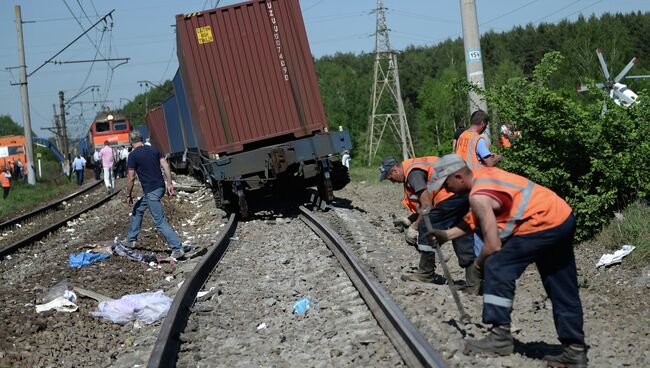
[
  {"left": 112, "top": 239, "right": 157, "bottom": 264},
  {"left": 69, "top": 252, "right": 111, "bottom": 268},
  {"left": 596, "top": 244, "right": 635, "bottom": 268}
]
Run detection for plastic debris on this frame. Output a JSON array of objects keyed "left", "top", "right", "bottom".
[
  {"left": 40, "top": 281, "right": 77, "bottom": 303},
  {"left": 257, "top": 322, "right": 267, "bottom": 330},
  {"left": 91, "top": 290, "right": 172, "bottom": 325},
  {"left": 596, "top": 245, "right": 635, "bottom": 268},
  {"left": 292, "top": 297, "right": 316, "bottom": 314},
  {"left": 35, "top": 297, "right": 78, "bottom": 313},
  {"left": 69, "top": 252, "right": 110, "bottom": 268}
]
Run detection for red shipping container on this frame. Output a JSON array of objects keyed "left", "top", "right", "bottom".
[
  {"left": 176, "top": 0, "right": 327, "bottom": 157},
  {"left": 145, "top": 107, "right": 171, "bottom": 155}
]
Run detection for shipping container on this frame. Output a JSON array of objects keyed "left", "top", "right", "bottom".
[
  {"left": 172, "top": 70, "right": 197, "bottom": 151},
  {"left": 176, "top": 0, "right": 327, "bottom": 157},
  {"left": 136, "top": 125, "right": 149, "bottom": 142},
  {"left": 161, "top": 95, "right": 185, "bottom": 156},
  {"left": 145, "top": 107, "right": 171, "bottom": 154}
]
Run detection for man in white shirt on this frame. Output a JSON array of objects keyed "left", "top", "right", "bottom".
[{"left": 93, "top": 148, "right": 102, "bottom": 180}]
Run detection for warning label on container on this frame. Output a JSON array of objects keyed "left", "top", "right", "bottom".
[{"left": 196, "top": 26, "right": 214, "bottom": 44}]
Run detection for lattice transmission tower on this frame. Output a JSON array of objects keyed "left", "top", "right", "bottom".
[{"left": 367, "top": 0, "right": 414, "bottom": 165}]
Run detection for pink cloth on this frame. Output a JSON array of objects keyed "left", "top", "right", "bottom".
[{"left": 99, "top": 146, "right": 114, "bottom": 168}]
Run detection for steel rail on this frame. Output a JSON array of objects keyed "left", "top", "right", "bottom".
[
  {"left": 147, "top": 213, "right": 238, "bottom": 368},
  {"left": 0, "top": 179, "right": 102, "bottom": 231},
  {"left": 0, "top": 186, "right": 120, "bottom": 259},
  {"left": 298, "top": 206, "right": 447, "bottom": 368}
]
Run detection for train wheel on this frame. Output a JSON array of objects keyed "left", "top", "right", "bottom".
[
  {"left": 318, "top": 159, "right": 334, "bottom": 203},
  {"left": 235, "top": 181, "right": 249, "bottom": 219}
]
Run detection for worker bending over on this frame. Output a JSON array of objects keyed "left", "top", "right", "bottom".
[
  {"left": 427, "top": 154, "right": 587, "bottom": 367},
  {"left": 380, "top": 156, "right": 476, "bottom": 287}
]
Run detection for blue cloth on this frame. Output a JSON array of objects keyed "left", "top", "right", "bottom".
[
  {"left": 127, "top": 145, "right": 165, "bottom": 194},
  {"left": 475, "top": 138, "right": 492, "bottom": 162},
  {"left": 417, "top": 194, "right": 476, "bottom": 268},
  {"left": 127, "top": 187, "right": 181, "bottom": 251},
  {"left": 69, "top": 252, "right": 110, "bottom": 268},
  {"left": 482, "top": 214, "right": 584, "bottom": 345}
]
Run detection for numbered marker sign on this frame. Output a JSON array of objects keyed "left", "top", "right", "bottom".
[{"left": 467, "top": 49, "right": 482, "bottom": 62}]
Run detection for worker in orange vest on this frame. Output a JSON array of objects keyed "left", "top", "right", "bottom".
[
  {"left": 427, "top": 154, "right": 586, "bottom": 367},
  {"left": 1, "top": 167, "right": 12, "bottom": 199},
  {"left": 455, "top": 110, "right": 502, "bottom": 169},
  {"left": 498, "top": 124, "right": 513, "bottom": 149},
  {"left": 380, "top": 156, "right": 476, "bottom": 286}
]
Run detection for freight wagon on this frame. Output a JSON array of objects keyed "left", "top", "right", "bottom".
[{"left": 151, "top": 0, "right": 351, "bottom": 217}]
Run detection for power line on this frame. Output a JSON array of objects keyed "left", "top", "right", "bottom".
[
  {"left": 62, "top": 0, "right": 113, "bottom": 69},
  {"left": 481, "top": 0, "right": 541, "bottom": 26},
  {"left": 303, "top": 0, "right": 326, "bottom": 12},
  {"left": 534, "top": 0, "right": 582, "bottom": 23}
]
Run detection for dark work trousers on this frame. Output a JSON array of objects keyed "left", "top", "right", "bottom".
[
  {"left": 417, "top": 194, "right": 476, "bottom": 269},
  {"left": 3, "top": 187, "right": 9, "bottom": 199},
  {"left": 75, "top": 169, "right": 84, "bottom": 185},
  {"left": 482, "top": 213, "right": 584, "bottom": 345},
  {"left": 94, "top": 162, "right": 101, "bottom": 180}
]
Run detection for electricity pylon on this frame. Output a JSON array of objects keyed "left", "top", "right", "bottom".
[{"left": 367, "top": 0, "right": 414, "bottom": 165}]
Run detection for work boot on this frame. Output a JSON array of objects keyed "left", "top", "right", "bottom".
[
  {"left": 464, "top": 325, "right": 514, "bottom": 356},
  {"left": 459, "top": 265, "right": 482, "bottom": 295},
  {"left": 543, "top": 344, "right": 588, "bottom": 368},
  {"left": 401, "top": 252, "right": 443, "bottom": 283}
]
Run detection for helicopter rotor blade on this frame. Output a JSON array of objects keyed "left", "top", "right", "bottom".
[
  {"left": 625, "top": 75, "right": 650, "bottom": 79},
  {"left": 576, "top": 85, "right": 589, "bottom": 92},
  {"left": 614, "top": 57, "right": 637, "bottom": 83},
  {"left": 596, "top": 48, "right": 610, "bottom": 80},
  {"left": 596, "top": 83, "right": 605, "bottom": 89}
]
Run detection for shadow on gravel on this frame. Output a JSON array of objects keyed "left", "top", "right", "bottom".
[
  {"left": 330, "top": 197, "right": 367, "bottom": 213},
  {"left": 514, "top": 339, "right": 563, "bottom": 360}
]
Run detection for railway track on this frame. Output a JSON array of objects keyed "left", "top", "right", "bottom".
[
  {"left": 0, "top": 181, "right": 121, "bottom": 259},
  {"left": 147, "top": 206, "right": 446, "bottom": 368}
]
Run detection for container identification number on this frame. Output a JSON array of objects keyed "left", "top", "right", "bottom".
[{"left": 267, "top": 3, "right": 289, "bottom": 81}]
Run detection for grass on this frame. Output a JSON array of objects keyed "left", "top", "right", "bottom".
[
  {"left": 596, "top": 201, "right": 650, "bottom": 268},
  {"left": 0, "top": 171, "right": 76, "bottom": 219},
  {"left": 348, "top": 165, "right": 382, "bottom": 184}
]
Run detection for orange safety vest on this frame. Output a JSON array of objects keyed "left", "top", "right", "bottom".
[
  {"left": 498, "top": 134, "right": 512, "bottom": 148},
  {"left": 1, "top": 173, "right": 10, "bottom": 188},
  {"left": 468, "top": 167, "right": 572, "bottom": 238},
  {"left": 455, "top": 130, "right": 486, "bottom": 169},
  {"left": 401, "top": 157, "right": 454, "bottom": 213}
]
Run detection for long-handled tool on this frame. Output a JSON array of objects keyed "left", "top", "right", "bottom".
[{"left": 420, "top": 207, "right": 472, "bottom": 324}]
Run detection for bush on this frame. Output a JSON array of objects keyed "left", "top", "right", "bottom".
[{"left": 486, "top": 51, "right": 650, "bottom": 240}]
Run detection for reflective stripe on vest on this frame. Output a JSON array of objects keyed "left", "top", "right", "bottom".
[
  {"left": 473, "top": 177, "right": 535, "bottom": 239},
  {"left": 402, "top": 157, "right": 453, "bottom": 211},
  {"left": 484, "top": 293, "right": 513, "bottom": 308},
  {"left": 455, "top": 131, "right": 484, "bottom": 169}
]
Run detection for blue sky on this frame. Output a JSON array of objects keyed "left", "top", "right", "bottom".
[{"left": 1, "top": 0, "right": 649, "bottom": 139}]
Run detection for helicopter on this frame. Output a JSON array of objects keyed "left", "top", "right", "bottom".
[{"left": 577, "top": 48, "right": 650, "bottom": 113}]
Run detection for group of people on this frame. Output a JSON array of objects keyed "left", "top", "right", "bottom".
[
  {"left": 380, "top": 110, "right": 587, "bottom": 367},
  {"left": 1, "top": 159, "right": 27, "bottom": 199}
]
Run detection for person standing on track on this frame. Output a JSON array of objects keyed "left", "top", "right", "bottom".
[
  {"left": 72, "top": 154, "right": 86, "bottom": 186},
  {"left": 1, "top": 168, "right": 11, "bottom": 199},
  {"left": 93, "top": 148, "right": 102, "bottom": 180},
  {"left": 125, "top": 130, "right": 184, "bottom": 259},
  {"left": 427, "top": 154, "right": 587, "bottom": 367},
  {"left": 118, "top": 145, "right": 129, "bottom": 178},
  {"left": 99, "top": 141, "right": 115, "bottom": 193},
  {"left": 380, "top": 156, "right": 477, "bottom": 287}
]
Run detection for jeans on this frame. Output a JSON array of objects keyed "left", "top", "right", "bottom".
[
  {"left": 75, "top": 169, "right": 84, "bottom": 185},
  {"left": 482, "top": 214, "right": 584, "bottom": 345},
  {"left": 103, "top": 167, "right": 114, "bottom": 189},
  {"left": 127, "top": 187, "right": 182, "bottom": 251},
  {"left": 417, "top": 194, "right": 476, "bottom": 269}
]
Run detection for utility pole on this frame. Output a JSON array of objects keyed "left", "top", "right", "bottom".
[
  {"left": 52, "top": 104, "right": 63, "bottom": 152},
  {"left": 460, "top": 0, "right": 490, "bottom": 140},
  {"left": 367, "top": 0, "right": 414, "bottom": 164},
  {"left": 59, "top": 91, "right": 70, "bottom": 173},
  {"left": 14, "top": 5, "right": 36, "bottom": 185}
]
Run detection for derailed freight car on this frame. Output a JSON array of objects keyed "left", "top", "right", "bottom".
[{"left": 174, "top": 0, "right": 351, "bottom": 216}]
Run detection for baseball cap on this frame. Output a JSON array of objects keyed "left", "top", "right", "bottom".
[
  {"left": 378, "top": 157, "right": 398, "bottom": 181},
  {"left": 428, "top": 154, "right": 467, "bottom": 191}
]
